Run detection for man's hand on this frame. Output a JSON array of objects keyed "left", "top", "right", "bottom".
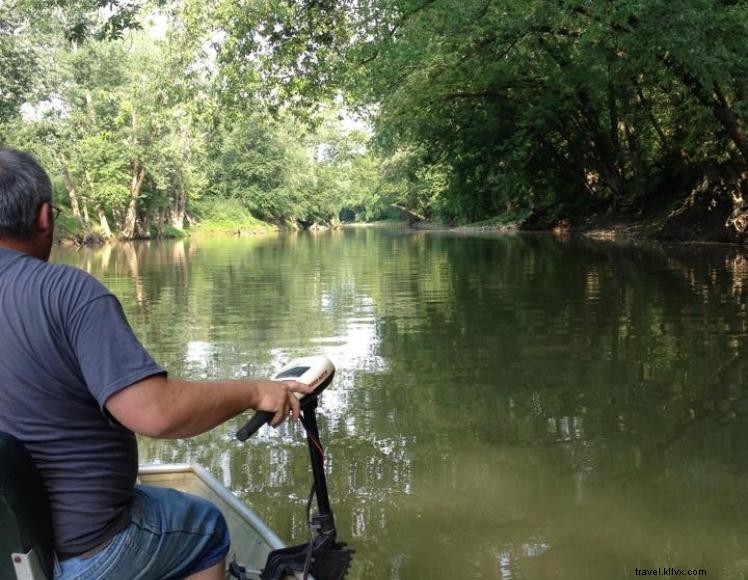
[{"left": 250, "top": 379, "right": 315, "bottom": 427}]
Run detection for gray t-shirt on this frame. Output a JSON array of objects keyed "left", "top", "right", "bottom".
[{"left": 0, "top": 246, "right": 166, "bottom": 554}]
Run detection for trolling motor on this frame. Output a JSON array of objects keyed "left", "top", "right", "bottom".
[{"left": 234, "top": 356, "right": 353, "bottom": 580}]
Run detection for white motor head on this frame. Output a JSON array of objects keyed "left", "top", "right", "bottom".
[{"left": 272, "top": 355, "right": 336, "bottom": 395}]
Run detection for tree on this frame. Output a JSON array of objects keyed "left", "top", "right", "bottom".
[{"left": 216, "top": 0, "right": 748, "bottom": 237}]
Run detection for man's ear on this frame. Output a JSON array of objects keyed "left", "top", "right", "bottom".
[{"left": 36, "top": 202, "right": 53, "bottom": 234}]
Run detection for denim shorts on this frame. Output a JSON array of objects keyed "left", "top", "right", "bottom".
[{"left": 54, "top": 485, "right": 230, "bottom": 580}]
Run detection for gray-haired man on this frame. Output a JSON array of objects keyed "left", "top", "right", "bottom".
[{"left": 0, "top": 148, "right": 312, "bottom": 579}]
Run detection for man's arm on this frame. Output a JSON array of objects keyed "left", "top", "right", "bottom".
[{"left": 105, "top": 375, "right": 314, "bottom": 439}]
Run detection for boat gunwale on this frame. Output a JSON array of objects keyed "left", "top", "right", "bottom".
[{"left": 138, "top": 463, "right": 286, "bottom": 551}]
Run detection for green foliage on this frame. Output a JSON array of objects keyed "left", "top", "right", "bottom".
[
  {"left": 0, "top": 2, "right": 42, "bottom": 128},
  {"left": 149, "top": 223, "right": 187, "bottom": 239},
  {"left": 8, "top": 0, "right": 746, "bottom": 234},
  {"left": 2, "top": 0, "right": 388, "bottom": 239},
  {"left": 51, "top": 210, "right": 82, "bottom": 240},
  {"left": 188, "top": 198, "right": 275, "bottom": 234},
  {"left": 204, "top": 106, "right": 383, "bottom": 226},
  {"left": 216, "top": 0, "right": 748, "bottom": 229}
]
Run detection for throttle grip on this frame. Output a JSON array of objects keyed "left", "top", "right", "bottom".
[
  {"left": 235, "top": 355, "right": 335, "bottom": 442},
  {"left": 236, "top": 410, "right": 274, "bottom": 441}
]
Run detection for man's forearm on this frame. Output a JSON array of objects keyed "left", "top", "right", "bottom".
[
  {"left": 105, "top": 374, "right": 311, "bottom": 439},
  {"left": 107, "top": 375, "right": 258, "bottom": 439},
  {"left": 149, "top": 377, "right": 258, "bottom": 438}
]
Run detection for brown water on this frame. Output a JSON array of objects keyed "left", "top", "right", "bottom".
[{"left": 53, "top": 229, "right": 748, "bottom": 579}]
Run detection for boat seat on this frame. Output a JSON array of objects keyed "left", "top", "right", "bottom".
[{"left": 0, "top": 432, "right": 54, "bottom": 580}]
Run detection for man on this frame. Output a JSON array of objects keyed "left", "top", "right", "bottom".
[{"left": 0, "top": 148, "right": 313, "bottom": 579}]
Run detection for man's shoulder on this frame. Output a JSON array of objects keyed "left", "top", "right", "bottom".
[
  {"left": 4, "top": 255, "right": 113, "bottom": 307},
  {"left": 46, "top": 260, "right": 99, "bottom": 283},
  {"left": 44, "top": 262, "right": 112, "bottom": 306}
]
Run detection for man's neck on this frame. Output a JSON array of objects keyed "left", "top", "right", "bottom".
[{"left": 0, "top": 238, "right": 48, "bottom": 261}]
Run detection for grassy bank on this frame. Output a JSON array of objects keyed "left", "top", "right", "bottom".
[
  {"left": 53, "top": 198, "right": 277, "bottom": 245},
  {"left": 186, "top": 199, "right": 276, "bottom": 236}
]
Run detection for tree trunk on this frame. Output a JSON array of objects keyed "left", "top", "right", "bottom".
[
  {"left": 60, "top": 163, "right": 89, "bottom": 228},
  {"left": 122, "top": 108, "right": 147, "bottom": 239},
  {"left": 98, "top": 208, "right": 112, "bottom": 239},
  {"left": 169, "top": 176, "right": 186, "bottom": 230},
  {"left": 712, "top": 83, "right": 748, "bottom": 165},
  {"left": 536, "top": 131, "right": 596, "bottom": 197},
  {"left": 537, "top": 38, "right": 626, "bottom": 198},
  {"left": 391, "top": 204, "right": 426, "bottom": 221},
  {"left": 122, "top": 163, "right": 146, "bottom": 239},
  {"left": 633, "top": 80, "right": 668, "bottom": 149},
  {"left": 136, "top": 214, "right": 149, "bottom": 239},
  {"left": 663, "top": 55, "right": 748, "bottom": 165},
  {"left": 608, "top": 80, "right": 620, "bottom": 154},
  {"left": 575, "top": 92, "right": 626, "bottom": 199}
]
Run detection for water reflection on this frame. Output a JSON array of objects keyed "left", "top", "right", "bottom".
[{"left": 53, "top": 231, "right": 748, "bottom": 579}]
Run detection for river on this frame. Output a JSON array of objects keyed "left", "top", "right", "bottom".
[{"left": 53, "top": 228, "right": 748, "bottom": 579}]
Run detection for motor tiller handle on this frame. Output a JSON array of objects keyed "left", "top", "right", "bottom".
[{"left": 236, "top": 356, "right": 335, "bottom": 441}]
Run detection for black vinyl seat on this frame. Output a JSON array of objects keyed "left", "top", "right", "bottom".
[{"left": 0, "top": 432, "right": 54, "bottom": 579}]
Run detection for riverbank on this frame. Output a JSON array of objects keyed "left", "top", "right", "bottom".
[
  {"left": 404, "top": 218, "right": 701, "bottom": 243},
  {"left": 401, "top": 197, "right": 745, "bottom": 244},
  {"left": 52, "top": 202, "right": 743, "bottom": 247},
  {"left": 54, "top": 222, "right": 277, "bottom": 245},
  {"left": 53, "top": 198, "right": 278, "bottom": 245}
]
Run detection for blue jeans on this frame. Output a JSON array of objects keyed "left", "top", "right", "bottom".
[{"left": 54, "top": 485, "right": 230, "bottom": 580}]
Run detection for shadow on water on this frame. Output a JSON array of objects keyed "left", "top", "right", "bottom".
[{"left": 54, "top": 231, "right": 748, "bottom": 579}]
